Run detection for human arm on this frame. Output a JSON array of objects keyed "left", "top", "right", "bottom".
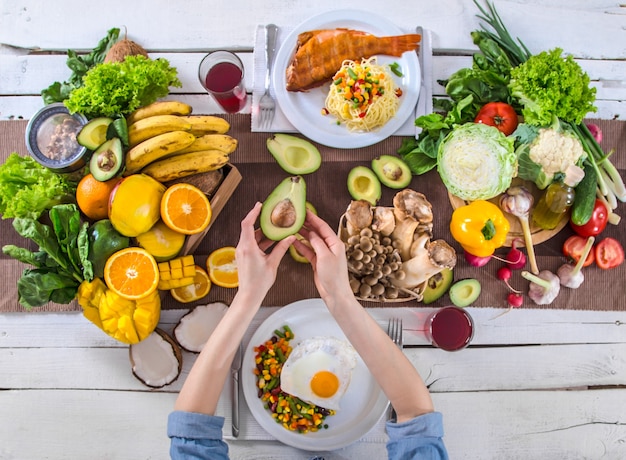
[
  {"left": 173, "top": 202, "right": 295, "bottom": 415},
  {"left": 294, "top": 211, "right": 435, "bottom": 423}
]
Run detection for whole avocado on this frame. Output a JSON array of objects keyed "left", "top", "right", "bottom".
[{"left": 88, "top": 219, "right": 130, "bottom": 278}]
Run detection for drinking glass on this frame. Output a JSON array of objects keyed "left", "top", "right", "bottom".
[
  {"left": 198, "top": 51, "right": 248, "bottom": 113},
  {"left": 425, "top": 306, "right": 474, "bottom": 351}
]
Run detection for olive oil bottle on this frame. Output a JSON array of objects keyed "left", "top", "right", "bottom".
[{"left": 532, "top": 165, "right": 585, "bottom": 230}]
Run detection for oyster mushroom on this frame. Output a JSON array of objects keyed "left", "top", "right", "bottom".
[
  {"left": 344, "top": 199, "right": 373, "bottom": 236},
  {"left": 371, "top": 206, "right": 396, "bottom": 236},
  {"left": 392, "top": 235, "right": 457, "bottom": 290},
  {"left": 391, "top": 190, "right": 434, "bottom": 260}
]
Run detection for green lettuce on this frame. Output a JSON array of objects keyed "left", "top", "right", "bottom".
[
  {"left": 65, "top": 55, "right": 181, "bottom": 118},
  {"left": 437, "top": 123, "right": 516, "bottom": 201},
  {"left": 0, "top": 153, "right": 77, "bottom": 220},
  {"left": 508, "top": 48, "right": 596, "bottom": 126}
]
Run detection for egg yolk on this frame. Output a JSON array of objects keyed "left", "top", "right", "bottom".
[{"left": 310, "top": 370, "right": 339, "bottom": 398}]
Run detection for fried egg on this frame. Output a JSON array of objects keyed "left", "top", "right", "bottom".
[{"left": 280, "top": 336, "right": 357, "bottom": 410}]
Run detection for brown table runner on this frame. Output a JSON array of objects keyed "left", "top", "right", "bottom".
[{"left": 1, "top": 116, "right": 625, "bottom": 312}]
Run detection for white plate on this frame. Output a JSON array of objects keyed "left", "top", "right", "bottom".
[
  {"left": 272, "top": 10, "right": 420, "bottom": 149},
  {"left": 242, "top": 298, "right": 389, "bottom": 451}
]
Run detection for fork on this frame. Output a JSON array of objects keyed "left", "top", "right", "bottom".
[
  {"left": 259, "top": 24, "right": 278, "bottom": 130},
  {"left": 386, "top": 318, "right": 403, "bottom": 420}
]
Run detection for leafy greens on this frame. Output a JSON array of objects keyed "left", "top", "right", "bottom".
[
  {"left": 64, "top": 55, "right": 181, "bottom": 118},
  {"left": 509, "top": 48, "right": 597, "bottom": 126},
  {"left": 0, "top": 153, "right": 77, "bottom": 220},
  {"left": 2, "top": 204, "right": 92, "bottom": 309},
  {"left": 41, "top": 28, "right": 120, "bottom": 105}
]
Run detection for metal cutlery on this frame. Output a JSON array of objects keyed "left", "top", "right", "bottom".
[
  {"left": 259, "top": 24, "right": 278, "bottom": 130},
  {"left": 386, "top": 318, "right": 403, "bottom": 420},
  {"left": 231, "top": 342, "right": 243, "bottom": 437}
]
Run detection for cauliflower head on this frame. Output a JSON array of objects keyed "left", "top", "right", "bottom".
[{"left": 515, "top": 124, "right": 586, "bottom": 189}]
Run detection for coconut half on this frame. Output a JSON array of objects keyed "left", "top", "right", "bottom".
[
  {"left": 173, "top": 302, "right": 228, "bottom": 353},
  {"left": 129, "top": 328, "right": 182, "bottom": 388}
]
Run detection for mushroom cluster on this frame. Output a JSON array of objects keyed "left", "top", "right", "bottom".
[{"left": 339, "top": 190, "right": 457, "bottom": 302}]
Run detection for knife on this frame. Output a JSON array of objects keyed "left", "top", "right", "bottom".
[{"left": 231, "top": 342, "right": 243, "bottom": 438}]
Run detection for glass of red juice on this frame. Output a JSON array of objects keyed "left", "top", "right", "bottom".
[
  {"left": 198, "top": 51, "right": 248, "bottom": 113},
  {"left": 426, "top": 306, "right": 474, "bottom": 351}
]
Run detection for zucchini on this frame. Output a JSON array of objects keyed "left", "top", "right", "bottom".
[{"left": 571, "top": 161, "right": 597, "bottom": 225}]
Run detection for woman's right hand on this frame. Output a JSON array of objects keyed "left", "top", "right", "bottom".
[{"left": 294, "top": 211, "right": 353, "bottom": 309}]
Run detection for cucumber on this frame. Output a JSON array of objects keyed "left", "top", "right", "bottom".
[{"left": 571, "top": 161, "right": 597, "bottom": 225}]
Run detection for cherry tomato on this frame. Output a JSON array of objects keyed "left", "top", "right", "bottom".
[
  {"left": 595, "top": 237, "right": 624, "bottom": 270},
  {"left": 474, "top": 102, "right": 519, "bottom": 135},
  {"left": 562, "top": 235, "right": 595, "bottom": 267},
  {"left": 570, "top": 199, "right": 609, "bottom": 237}
]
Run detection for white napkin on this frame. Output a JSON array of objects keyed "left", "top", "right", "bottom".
[
  {"left": 251, "top": 24, "right": 432, "bottom": 137},
  {"left": 217, "top": 307, "right": 390, "bottom": 445}
]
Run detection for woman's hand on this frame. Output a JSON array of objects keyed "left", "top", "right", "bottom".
[
  {"left": 294, "top": 211, "right": 353, "bottom": 308},
  {"left": 236, "top": 202, "right": 295, "bottom": 299}
]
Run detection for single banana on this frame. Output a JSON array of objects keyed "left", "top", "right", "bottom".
[
  {"left": 125, "top": 130, "right": 196, "bottom": 174},
  {"left": 127, "top": 115, "right": 193, "bottom": 147},
  {"left": 179, "top": 115, "right": 230, "bottom": 135},
  {"left": 142, "top": 150, "right": 230, "bottom": 182},
  {"left": 176, "top": 134, "right": 238, "bottom": 155},
  {"left": 126, "top": 100, "right": 193, "bottom": 125}
]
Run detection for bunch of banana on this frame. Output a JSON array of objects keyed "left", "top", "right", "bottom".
[{"left": 124, "top": 100, "right": 237, "bottom": 180}]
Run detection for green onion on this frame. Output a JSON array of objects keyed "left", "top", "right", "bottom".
[{"left": 389, "top": 62, "right": 403, "bottom": 77}]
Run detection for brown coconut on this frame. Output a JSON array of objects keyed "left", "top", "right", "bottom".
[
  {"left": 104, "top": 37, "right": 149, "bottom": 63},
  {"left": 129, "top": 328, "right": 183, "bottom": 388}
]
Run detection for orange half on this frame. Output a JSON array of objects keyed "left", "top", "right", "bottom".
[
  {"left": 206, "top": 246, "right": 238, "bottom": 288},
  {"left": 171, "top": 265, "right": 212, "bottom": 303},
  {"left": 161, "top": 183, "right": 212, "bottom": 235},
  {"left": 104, "top": 247, "right": 159, "bottom": 300}
]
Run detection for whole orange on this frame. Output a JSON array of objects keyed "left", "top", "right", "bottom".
[{"left": 76, "top": 174, "right": 121, "bottom": 221}]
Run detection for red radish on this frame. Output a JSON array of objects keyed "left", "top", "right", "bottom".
[
  {"left": 586, "top": 123, "right": 602, "bottom": 143},
  {"left": 506, "top": 238, "right": 527, "bottom": 269},
  {"left": 497, "top": 266, "right": 522, "bottom": 293},
  {"left": 464, "top": 250, "right": 492, "bottom": 267},
  {"left": 507, "top": 292, "right": 523, "bottom": 308}
]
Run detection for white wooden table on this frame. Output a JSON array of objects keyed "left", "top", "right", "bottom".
[{"left": 1, "top": 1, "right": 626, "bottom": 459}]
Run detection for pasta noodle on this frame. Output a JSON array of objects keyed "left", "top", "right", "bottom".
[{"left": 324, "top": 57, "right": 400, "bottom": 132}]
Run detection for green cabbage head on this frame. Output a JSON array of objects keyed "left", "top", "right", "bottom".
[{"left": 437, "top": 123, "right": 516, "bottom": 201}]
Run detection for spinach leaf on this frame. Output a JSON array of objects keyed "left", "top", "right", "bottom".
[
  {"left": 41, "top": 28, "right": 120, "bottom": 104},
  {"left": 16, "top": 269, "right": 80, "bottom": 309},
  {"left": 5, "top": 204, "right": 90, "bottom": 308}
]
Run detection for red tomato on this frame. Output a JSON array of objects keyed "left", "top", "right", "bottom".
[
  {"left": 595, "top": 237, "right": 624, "bottom": 270},
  {"left": 474, "top": 102, "right": 519, "bottom": 135},
  {"left": 570, "top": 199, "right": 609, "bottom": 237},
  {"left": 562, "top": 235, "right": 595, "bottom": 267}
]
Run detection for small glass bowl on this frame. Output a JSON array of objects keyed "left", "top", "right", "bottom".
[{"left": 25, "top": 103, "right": 89, "bottom": 173}]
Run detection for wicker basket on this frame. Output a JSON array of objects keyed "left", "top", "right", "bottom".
[{"left": 337, "top": 210, "right": 426, "bottom": 303}]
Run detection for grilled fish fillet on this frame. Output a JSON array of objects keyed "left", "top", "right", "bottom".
[{"left": 286, "top": 28, "right": 421, "bottom": 92}]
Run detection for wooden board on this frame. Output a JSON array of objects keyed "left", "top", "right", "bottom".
[{"left": 448, "top": 177, "right": 569, "bottom": 247}]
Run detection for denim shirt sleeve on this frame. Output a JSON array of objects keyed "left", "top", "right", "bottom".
[
  {"left": 385, "top": 411, "right": 449, "bottom": 460},
  {"left": 167, "top": 411, "right": 229, "bottom": 460}
]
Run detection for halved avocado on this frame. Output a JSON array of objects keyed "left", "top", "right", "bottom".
[
  {"left": 449, "top": 278, "right": 481, "bottom": 308},
  {"left": 266, "top": 134, "right": 322, "bottom": 175},
  {"left": 260, "top": 176, "right": 307, "bottom": 241},
  {"left": 422, "top": 268, "right": 454, "bottom": 304},
  {"left": 106, "top": 117, "right": 129, "bottom": 147},
  {"left": 371, "top": 155, "right": 412, "bottom": 189},
  {"left": 77, "top": 117, "right": 113, "bottom": 150},
  {"left": 289, "top": 201, "right": 317, "bottom": 263},
  {"left": 347, "top": 166, "right": 381, "bottom": 205},
  {"left": 90, "top": 137, "right": 124, "bottom": 181}
]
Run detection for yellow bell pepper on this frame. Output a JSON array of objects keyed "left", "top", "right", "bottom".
[
  {"left": 77, "top": 278, "right": 161, "bottom": 344},
  {"left": 450, "top": 200, "right": 510, "bottom": 257}
]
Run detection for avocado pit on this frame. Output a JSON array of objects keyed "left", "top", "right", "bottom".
[{"left": 270, "top": 199, "right": 297, "bottom": 228}]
